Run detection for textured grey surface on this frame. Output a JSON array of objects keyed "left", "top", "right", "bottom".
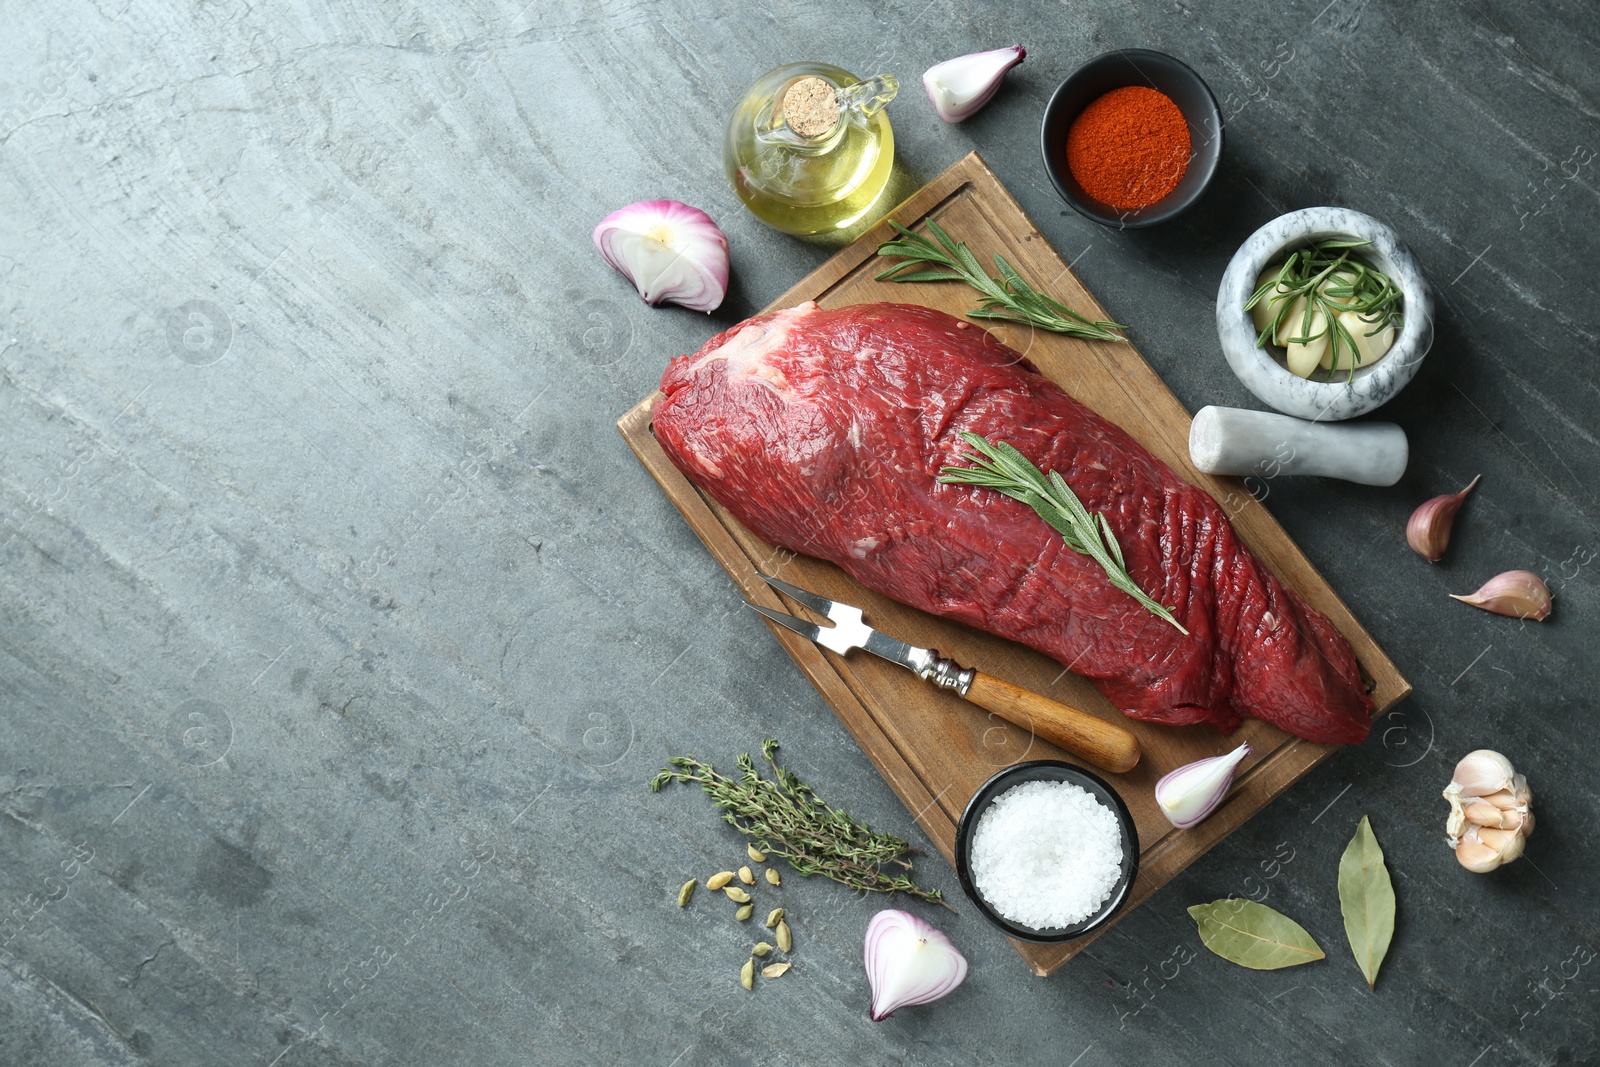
[{"left": 1, "top": 2, "right": 1596, "bottom": 1065}]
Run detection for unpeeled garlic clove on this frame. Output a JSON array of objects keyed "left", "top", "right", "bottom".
[
  {"left": 1450, "top": 570, "right": 1553, "bottom": 621},
  {"left": 1451, "top": 749, "right": 1516, "bottom": 798},
  {"left": 1406, "top": 474, "right": 1480, "bottom": 562},
  {"left": 1462, "top": 798, "right": 1527, "bottom": 831},
  {"left": 1454, "top": 826, "right": 1505, "bottom": 873}
]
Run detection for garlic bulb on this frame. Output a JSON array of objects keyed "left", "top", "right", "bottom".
[{"left": 1443, "top": 750, "right": 1533, "bottom": 873}]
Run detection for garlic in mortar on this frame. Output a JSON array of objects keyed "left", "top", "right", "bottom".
[{"left": 1443, "top": 749, "right": 1533, "bottom": 873}]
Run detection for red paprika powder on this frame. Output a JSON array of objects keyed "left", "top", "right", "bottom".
[{"left": 1066, "top": 86, "right": 1191, "bottom": 211}]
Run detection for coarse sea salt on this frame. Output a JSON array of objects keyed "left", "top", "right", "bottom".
[{"left": 969, "top": 779, "right": 1123, "bottom": 929}]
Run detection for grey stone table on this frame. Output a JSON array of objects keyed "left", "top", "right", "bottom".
[{"left": 1, "top": 2, "right": 1594, "bottom": 1064}]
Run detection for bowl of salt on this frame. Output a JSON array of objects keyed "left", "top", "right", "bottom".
[{"left": 955, "top": 760, "right": 1139, "bottom": 943}]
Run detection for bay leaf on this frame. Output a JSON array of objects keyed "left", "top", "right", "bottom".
[
  {"left": 1186, "top": 899, "right": 1326, "bottom": 970},
  {"left": 1338, "top": 815, "right": 1396, "bottom": 990}
]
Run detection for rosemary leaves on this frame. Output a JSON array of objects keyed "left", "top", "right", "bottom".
[
  {"left": 651, "top": 740, "right": 948, "bottom": 908},
  {"left": 875, "top": 219, "right": 1126, "bottom": 342},
  {"left": 938, "top": 432, "right": 1189, "bottom": 634},
  {"left": 1245, "top": 238, "right": 1402, "bottom": 382}
]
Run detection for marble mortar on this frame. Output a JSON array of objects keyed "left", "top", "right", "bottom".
[{"left": 1215, "top": 206, "right": 1434, "bottom": 421}]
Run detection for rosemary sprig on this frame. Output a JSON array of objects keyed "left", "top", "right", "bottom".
[
  {"left": 938, "top": 431, "right": 1189, "bottom": 635},
  {"left": 651, "top": 739, "right": 950, "bottom": 909},
  {"left": 875, "top": 219, "right": 1126, "bottom": 342},
  {"left": 1243, "top": 238, "right": 1404, "bottom": 383}
]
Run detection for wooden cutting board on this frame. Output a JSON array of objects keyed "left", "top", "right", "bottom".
[{"left": 617, "top": 152, "right": 1410, "bottom": 976}]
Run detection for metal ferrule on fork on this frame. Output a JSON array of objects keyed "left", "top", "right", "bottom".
[{"left": 908, "top": 648, "right": 974, "bottom": 695}]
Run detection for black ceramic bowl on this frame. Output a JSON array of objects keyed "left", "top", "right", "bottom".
[
  {"left": 1041, "top": 48, "right": 1223, "bottom": 228},
  {"left": 955, "top": 760, "right": 1139, "bottom": 944}
]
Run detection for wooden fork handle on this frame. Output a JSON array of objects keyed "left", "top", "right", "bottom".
[{"left": 962, "top": 672, "right": 1141, "bottom": 774}]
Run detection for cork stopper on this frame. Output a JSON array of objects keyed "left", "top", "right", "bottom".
[{"left": 777, "top": 77, "right": 840, "bottom": 138}]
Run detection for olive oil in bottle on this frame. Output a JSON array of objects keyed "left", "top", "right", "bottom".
[{"left": 724, "top": 62, "right": 898, "bottom": 236}]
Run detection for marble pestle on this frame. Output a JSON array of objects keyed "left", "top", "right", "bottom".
[{"left": 1188, "top": 405, "right": 1408, "bottom": 487}]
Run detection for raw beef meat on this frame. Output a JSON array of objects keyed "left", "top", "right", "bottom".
[{"left": 654, "top": 301, "right": 1373, "bottom": 744}]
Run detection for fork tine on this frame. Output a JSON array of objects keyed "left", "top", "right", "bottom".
[
  {"left": 747, "top": 603, "right": 825, "bottom": 644},
  {"left": 757, "top": 573, "right": 838, "bottom": 619}
]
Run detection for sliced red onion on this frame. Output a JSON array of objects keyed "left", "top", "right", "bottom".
[
  {"left": 922, "top": 45, "right": 1025, "bottom": 124},
  {"left": 864, "top": 909, "right": 967, "bottom": 1021},
  {"left": 591, "top": 199, "right": 729, "bottom": 313},
  {"left": 1155, "top": 743, "right": 1252, "bottom": 829}
]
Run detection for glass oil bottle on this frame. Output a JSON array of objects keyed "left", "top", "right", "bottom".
[{"left": 723, "top": 62, "right": 898, "bottom": 236}]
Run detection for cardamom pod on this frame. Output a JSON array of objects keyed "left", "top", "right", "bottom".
[
  {"left": 761, "top": 962, "right": 791, "bottom": 979},
  {"left": 740, "top": 957, "right": 754, "bottom": 991},
  {"left": 747, "top": 843, "right": 767, "bottom": 863},
  {"left": 765, "top": 908, "right": 784, "bottom": 929},
  {"left": 764, "top": 868, "right": 781, "bottom": 886},
  {"left": 738, "top": 866, "right": 756, "bottom": 885},
  {"left": 706, "top": 871, "right": 735, "bottom": 891},
  {"left": 735, "top": 903, "right": 753, "bottom": 921},
  {"left": 752, "top": 942, "right": 773, "bottom": 957},
  {"left": 676, "top": 879, "right": 696, "bottom": 907},
  {"left": 775, "top": 920, "right": 792, "bottom": 953},
  {"left": 723, "top": 885, "right": 751, "bottom": 904}
]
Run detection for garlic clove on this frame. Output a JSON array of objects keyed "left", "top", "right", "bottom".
[
  {"left": 1450, "top": 570, "right": 1553, "bottom": 621},
  {"left": 1327, "top": 310, "right": 1394, "bottom": 371},
  {"left": 1521, "top": 809, "right": 1535, "bottom": 838},
  {"left": 1512, "top": 773, "right": 1532, "bottom": 809},
  {"left": 1461, "top": 797, "right": 1516, "bottom": 829},
  {"left": 1250, "top": 267, "right": 1293, "bottom": 336},
  {"left": 1455, "top": 832, "right": 1503, "bottom": 873},
  {"left": 1405, "top": 475, "right": 1481, "bottom": 562},
  {"left": 1494, "top": 827, "right": 1527, "bottom": 865},
  {"left": 1451, "top": 749, "right": 1516, "bottom": 798},
  {"left": 1276, "top": 298, "right": 1330, "bottom": 378},
  {"left": 1272, "top": 295, "right": 1309, "bottom": 346},
  {"left": 1481, "top": 787, "right": 1522, "bottom": 810}
]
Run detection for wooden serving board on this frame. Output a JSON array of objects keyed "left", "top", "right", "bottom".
[{"left": 618, "top": 152, "right": 1410, "bottom": 976}]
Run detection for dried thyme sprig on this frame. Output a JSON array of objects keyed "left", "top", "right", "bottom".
[
  {"left": 651, "top": 740, "right": 950, "bottom": 910},
  {"left": 875, "top": 219, "right": 1126, "bottom": 342},
  {"left": 938, "top": 431, "right": 1189, "bottom": 635}
]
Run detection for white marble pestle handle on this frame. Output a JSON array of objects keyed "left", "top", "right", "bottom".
[{"left": 1188, "top": 405, "right": 1408, "bottom": 486}]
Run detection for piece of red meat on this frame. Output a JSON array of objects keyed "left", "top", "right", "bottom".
[{"left": 654, "top": 301, "right": 1373, "bottom": 744}]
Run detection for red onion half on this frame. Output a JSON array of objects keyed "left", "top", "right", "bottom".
[
  {"left": 592, "top": 199, "right": 729, "bottom": 313},
  {"left": 864, "top": 909, "right": 968, "bottom": 1021}
]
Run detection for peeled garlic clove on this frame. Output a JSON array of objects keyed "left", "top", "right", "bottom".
[
  {"left": 1405, "top": 475, "right": 1481, "bottom": 562},
  {"left": 1272, "top": 295, "right": 1310, "bottom": 346},
  {"left": 1450, "top": 570, "right": 1553, "bottom": 621},
  {"left": 1250, "top": 266, "right": 1293, "bottom": 335},
  {"left": 1452, "top": 749, "right": 1516, "bottom": 798},
  {"left": 1327, "top": 310, "right": 1394, "bottom": 371},
  {"left": 1276, "top": 298, "right": 1329, "bottom": 378}
]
